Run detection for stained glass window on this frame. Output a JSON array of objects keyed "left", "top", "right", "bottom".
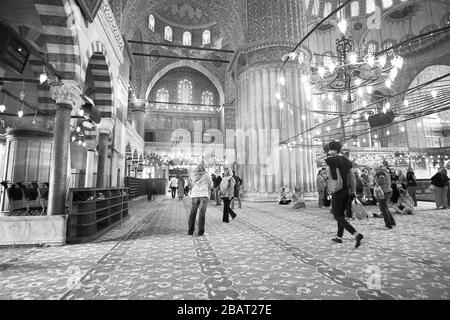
[
  {"left": 351, "top": 1, "right": 359, "bottom": 17},
  {"left": 148, "top": 14, "right": 155, "bottom": 31},
  {"left": 183, "top": 31, "right": 191, "bottom": 46},
  {"left": 178, "top": 79, "right": 192, "bottom": 104},
  {"left": 202, "top": 30, "right": 210, "bottom": 45},
  {"left": 201, "top": 91, "right": 214, "bottom": 105},
  {"left": 164, "top": 26, "right": 172, "bottom": 42},
  {"left": 156, "top": 88, "right": 169, "bottom": 109}
]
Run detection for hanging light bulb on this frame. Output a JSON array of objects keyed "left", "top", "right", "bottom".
[
  {"left": 18, "top": 110, "right": 23, "bottom": 118},
  {"left": 385, "top": 102, "right": 391, "bottom": 110},
  {"left": 71, "top": 136, "right": 76, "bottom": 142},
  {"left": 328, "top": 60, "right": 337, "bottom": 73},
  {"left": 357, "top": 87, "right": 364, "bottom": 97},
  {"left": 82, "top": 142, "right": 87, "bottom": 147},
  {"left": 362, "top": 100, "right": 368, "bottom": 108},
  {"left": 326, "top": 126, "right": 331, "bottom": 132},
  {"left": 393, "top": 56, "right": 404, "bottom": 69},
  {"left": 275, "top": 92, "right": 281, "bottom": 100},
  {"left": 378, "top": 54, "right": 387, "bottom": 67},
  {"left": 355, "top": 78, "right": 362, "bottom": 86},
  {"left": 338, "top": 19, "right": 348, "bottom": 34},
  {"left": 366, "top": 54, "right": 375, "bottom": 67},
  {"left": 374, "top": 134, "right": 378, "bottom": 139},
  {"left": 78, "top": 140, "right": 82, "bottom": 145},
  {"left": 417, "top": 122, "right": 422, "bottom": 128},
  {"left": 347, "top": 52, "right": 358, "bottom": 65},
  {"left": 366, "top": 85, "right": 373, "bottom": 94},
  {"left": 382, "top": 107, "right": 387, "bottom": 114},
  {"left": 39, "top": 71, "right": 48, "bottom": 84},
  {"left": 349, "top": 118, "right": 354, "bottom": 125},
  {"left": 279, "top": 101, "right": 284, "bottom": 110},
  {"left": 76, "top": 126, "right": 81, "bottom": 133},
  {"left": 389, "top": 68, "right": 398, "bottom": 80},
  {"left": 431, "top": 89, "right": 438, "bottom": 98},
  {"left": 301, "top": 115, "right": 306, "bottom": 121},
  {"left": 363, "top": 138, "right": 367, "bottom": 143},
  {"left": 78, "top": 109, "right": 84, "bottom": 117},
  {"left": 385, "top": 79, "right": 392, "bottom": 89},
  {"left": 353, "top": 140, "right": 357, "bottom": 146},
  {"left": 364, "top": 113, "right": 369, "bottom": 120},
  {"left": 400, "top": 126, "right": 405, "bottom": 132},
  {"left": 0, "top": 92, "right": 6, "bottom": 113},
  {"left": 386, "top": 130, "right": 390, "bottom": 136},
  {"left": 278, "top": 75, "right": 285, "bottom": 86},
  {"left": 318, "top": 66, "right": 326, "bottom": 78},
  {"left": 404, "top": 99, "right": 409, "bottom": 107}
]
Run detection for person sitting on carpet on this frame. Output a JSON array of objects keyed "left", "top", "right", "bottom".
[
  {"left": 391, "top": 187, "right": 415, "bottom": 215},
  {"left": 292, "top": 186, "right": 306, "bottom": 209},
  {"left": 279, "top": 187, "right": 292, "bottom": 205}
]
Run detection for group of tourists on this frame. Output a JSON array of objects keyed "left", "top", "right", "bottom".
[
  {"left": 316, "top": 140, "right": 449, "bottom": 249},
  {"left": 166, "top": 163, "right": 243, "bottom": 236}
]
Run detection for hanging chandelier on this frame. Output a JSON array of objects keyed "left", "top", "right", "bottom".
[{"left": 307, "top": 25, "right": 404, "bottom": 103}]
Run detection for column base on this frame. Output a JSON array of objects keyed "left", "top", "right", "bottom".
[{"left": 0, "top": 214, "right": 68, "bottom": 246}]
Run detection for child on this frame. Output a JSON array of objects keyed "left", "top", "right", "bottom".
[
  {"left": 279, "top": 187, "right": 292, "bottom": 205},
  {"left": 292, "top": 186, "right": 306, "bottom": 209}
]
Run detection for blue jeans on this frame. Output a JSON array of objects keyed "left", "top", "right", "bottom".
[{"left": 188, "top": 197, "right": 209, "bottom": 235}]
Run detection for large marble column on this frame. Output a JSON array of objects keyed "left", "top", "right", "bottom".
[
  {"left": 96, "top": 130, "right": 110, "bottom": 188},
  {"left": 85, "top": 140, "right": 97, "bottom": 187},
  {"left": 130, "top": 98, "right": 147, "bottom": 139},
  {"left": 233, "top": 0, "right": 316, "bottom": 198},
  {"left": 47, "top": 81, "right": 83, "bottom": 215}
]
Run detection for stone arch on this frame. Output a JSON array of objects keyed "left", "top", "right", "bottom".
[
  {"left": 84, "top": 41, "right": 114, "bottom": 118},
  {"left": 145, "top": 61, "right": 225, "bottom": 105},
  {"left": 34, "top": 0, "right": 81, "bottom": 82}
]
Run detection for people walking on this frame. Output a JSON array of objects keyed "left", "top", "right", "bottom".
[
  {"left": 316, "top": 141, "right": 364, "bottom": 248},
  {"left": 188, "top": 162, "right": 213, "bottom": 236},
  {"left": 220, "top": 168, "right": 236, "bottom": 223},
  {"left": 431, "top": 168, "right": 449, "bottom": 209},
  {"left": 213, "top": 173, "right": 222, "bottom": 206},
  {"left": 169, "top": 176, "right": 178, "bottom": 199},
  {"left": 146, "top": 174, "right": 153, "bottom": 201},
  {"left": 231, "top": 171, "right": 242, "bottom": 209},
  {"left": 373, "top": 162, "right": 396, "bottom": 229},
  {"left": 317, "top": 168, "right": 327, "bottom": 208},
  {"left": 406, "top": 167, "right": 418, "bottom": 207}
]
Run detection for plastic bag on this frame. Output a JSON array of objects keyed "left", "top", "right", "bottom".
[{"left": 352, "top": 198, "right": 369, "bottom": 220}]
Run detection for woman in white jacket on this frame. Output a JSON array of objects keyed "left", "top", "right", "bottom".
[
  {"left": 188, "top": 162, "right": 213, "bottom": 236},
  {"left": 220, "top": 168, "right": 236, "bottom": 223}
]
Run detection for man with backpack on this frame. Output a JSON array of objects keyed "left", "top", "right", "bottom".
[
  {"left": 373, "top": 162, "right": 396, "bottom": 229},
  {"left": 316, "top": 141, "right": 364, "bottom": 248}
]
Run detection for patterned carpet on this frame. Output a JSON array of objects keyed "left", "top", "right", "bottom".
[{"left": 0, "top": 196, "right": 449, "bottom": 300}]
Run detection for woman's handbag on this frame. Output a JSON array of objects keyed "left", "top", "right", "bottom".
[{"left": 374, "top": 184, "right": 385, "bottom": 199}]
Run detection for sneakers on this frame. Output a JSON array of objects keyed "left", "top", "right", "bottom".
[
  {"left": 355, "top": 234, "right": 364, "bottom": 248},
  {"left": 332, "top": 238, "right": 342, "bottom": 243}
]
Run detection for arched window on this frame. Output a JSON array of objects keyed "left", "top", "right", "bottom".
[
  {"left": 366, "top": 0, "right": 375, "bottom": 14},
  {"left": 183, "top": 31, "right": 191, "bottom": 46},
  {"left": 382, "top": 0, "right": 393, "bottom": 8},
  {"left": 367, "top": 42, "right": 377, "bottom": 55},
  {"left": 201, "top": 91, "right": 214, "bottom": 105},
  {"left": 351, "top": 1, "right": 359, "bottom": 17},
  {"left": 323, "top": 2, "right": 332, "bottom": 17},
  {"left": 178, "top": 79, "right": 192, "bottom": 104},
  {"left": 156, "top": 88, "right": 169, "bottom": 109},
  {"left": 312, "top": 0, "right": 320, "bottom": 15},
  {"left": 202, "top": 30, "right": 210, "bottom": 45},
  {"left": 148, "top": 14, "right": 155, "bottom": 31},
  {"left": 164, "top": 26, "right": 172, "bottom": 42},
  {"left": 383, "top": 41, "right": 394, "bottom": 57}
]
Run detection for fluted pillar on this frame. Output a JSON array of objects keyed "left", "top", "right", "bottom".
[
  {"left": 48, "top": 80, "right": 83, "bottom": 215},
  {"left": 233, "top": 0, "right": 316, "bottom": 198},
  {"left": 130, "top": 98, "right": 147, "bottom": 139}
]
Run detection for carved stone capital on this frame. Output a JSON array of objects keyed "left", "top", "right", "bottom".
[
  {"left": 97, "top": 118, "right": 114, "bottom": 136},
  {"left": 129, "top": 98, "right": 148, "bottom": 112},
  {"left": 49, "top": 79, "right": 84, "bottom": 109}
]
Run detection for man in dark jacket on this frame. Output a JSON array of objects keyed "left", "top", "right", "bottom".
[
  {"left": 231, "top": 171, "right": 242, "bottom": 209},
  {"left": 316, "top": 141, "right": 364, "bottom": 248}
]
